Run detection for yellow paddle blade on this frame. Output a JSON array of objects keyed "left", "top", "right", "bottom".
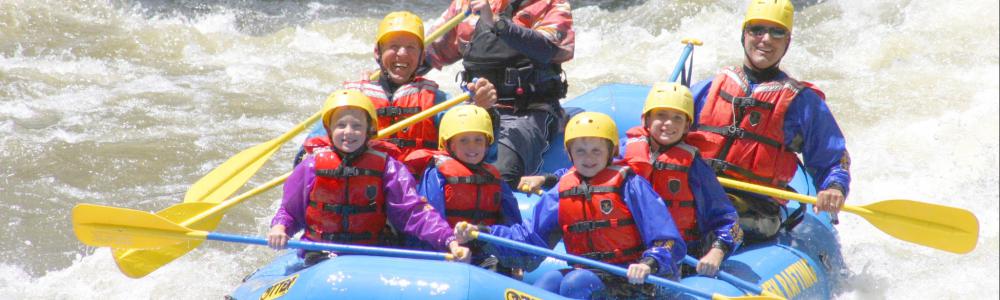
[
  {"left": 712, "top": 294, "right": 786, "bottom": 300},
  {"left": 72, "top": 204, "right": 205, "bottom": 249},
  {"left": 857, "top": 199, "right": 979, "bottom": 254},
  {"left": 184, "top": 111, "right": 322, "bottom": 203},
  {"left": 112, "top": 202, "right": 224, "bottom": 278},
  {"left": 718, "top": 178, "right": 980, "bottom": 254}
]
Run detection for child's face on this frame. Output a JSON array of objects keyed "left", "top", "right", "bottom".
[
  {"left": 327, "top": 108, "right": 369, "bottom": 153},
  {"left": 568, "top": 137, "right": 610, "bottom": 178},
  {"left": 448, "top": 132, "right": 488, "bottom": 165},
  {"left": 644, "top": 108, "right": 690, "bottom": 146}
]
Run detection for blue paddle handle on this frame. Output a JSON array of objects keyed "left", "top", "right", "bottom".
[
  {"left": 476, "top": 232, "right": 714, "bottom": 299},
  {"left": 668, "top": 43, "right": 695, "bottom": 82},
  {"left": 683, "top": 255, "right": 766, "bottom": 295},
  {"left": 206, "top": 232, "right": 452, "bottom": 261}
]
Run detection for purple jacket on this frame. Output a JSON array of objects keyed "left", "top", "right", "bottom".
[{"left": 271, "top": 151, "right": 457, "bottom": 251}]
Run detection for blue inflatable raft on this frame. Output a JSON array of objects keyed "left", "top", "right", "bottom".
[{"left": 228, "top": 83, "right": 845, "bottom": 300}]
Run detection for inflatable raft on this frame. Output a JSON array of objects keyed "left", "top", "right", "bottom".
[{"left": 227, "top": 83, "right": 846, "bottom": 300}]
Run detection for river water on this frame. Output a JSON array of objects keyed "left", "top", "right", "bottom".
[{"left": 1, "top": 0, "right": 997, "bottom": 298}]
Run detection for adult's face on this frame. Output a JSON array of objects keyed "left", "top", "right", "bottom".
[
  {"left": 378, "top": 33, "right": 422, "bottom": 85},
  {"left": 743, "top": 20, "right": 790, "bottom": 71}
]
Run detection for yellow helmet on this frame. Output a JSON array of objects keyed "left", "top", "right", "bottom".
[
  {"left": 376, "top": 11, "right": 425, "bottom": 47},
  {"left": 438, "top": 105, "right": 494, "bottom": 150},
  {"left": 642, "top": 82, "right": 694, "bottom": 122},
  {"left": 743, "top": 0, "right": 795, "bottom": 32},
  {"left": 321, "top": 89, "right": 378, "bottom": 136},
  {"left": 564, "top": 112, "right": 619, "bottom": 155}
]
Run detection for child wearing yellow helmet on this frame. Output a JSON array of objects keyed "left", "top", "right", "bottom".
[
  {"left": 455, "top": 112, "right": 687, "bottom": 299},
  {"left": 268, "top": 89, "right": 471, "bottom": 266},
  {"left": 621, "top": 82, "right": 742, "bottom": 277},
  {"left": 401, "top": 105, "right": 524, "bottom": 275}
]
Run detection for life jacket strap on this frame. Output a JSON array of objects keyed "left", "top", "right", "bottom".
[
  {"left": 664, "top": 200, "right": 696, "bottom": 208},
  {"left": 377, "top": 106, "right": 422, "bottom": 117},
  {"left": 309, "top": 201, "right": 378, "bottom": 215},
  {"left": 385, "top": 138, "right": 437, "bottom": 149},
  {"left": 697, "top": 125, "right": 784, "bottom": 149},
  {"left": 579, "top": 245, "right": 645, "bottom": 261},
  {"left": 564, "top": 218, "right": 636, "bottom": 233},
  {"left": 315, "top": 166, "right": 383, "bottom": 178}
]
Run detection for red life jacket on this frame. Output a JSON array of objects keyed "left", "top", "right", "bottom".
[
  {"left": 623, "top": 126, "right": 700, "bottom": 242},
  {"left": 686, "top": 66, "right": 821, "bottom": 201},
  {"left": 305, "top": 147, "right": 388, "bottom": 245},
  {"left": 558, "top": 166, "right": 645, "bottom": 265},
  {"left": 400, "top": 148, "right": 443, "bottom": 181},
  {"left": 344, "top": 78, "right": 439, "bottom": 158},
  {"left": 434, "top": 155, "right": 503, "bottom": 227}
]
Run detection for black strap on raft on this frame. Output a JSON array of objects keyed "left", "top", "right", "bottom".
[
  {"left": 681, "top": 47, "right": 695, "bottom": 86},
  {"left": 316, "top": 166, "right": 384, "bottom": 178},
  {"left": 565, "top": 218, "right": 636, "bottom": 232}
]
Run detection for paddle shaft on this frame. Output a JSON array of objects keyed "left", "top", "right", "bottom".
[
  {"left": 178, "top": 92, "right": 473, "bottom": 227},
  {"left": 473, "top": 232, "right": 722, "bottom": 300},
  {"left": 682, "top": 256, "right": 778, "bottom": 297},
  {"left": 206, "top": 232, "right": 452, "bottom": 261},
  {"left": 369, "top": 9, "right": 471, "bottom": 81},
  {"left": 668, "top": 41, "right": 697, "bottom": 82}
]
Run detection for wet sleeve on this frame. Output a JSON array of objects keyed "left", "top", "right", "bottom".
[
  {"left": 689, "top": 157, "right": 741, "bottom": 255},
  {"left": 623, "top": 174, "right": 686, "bottom": 277},
  {"left": 499, "top": 181, "right": 524, "bottom": 225},
  {"left": 425, "top": 1, "right": 467, "bottom": 69},
  {"left": 482, "top": 186, "right": 561, "bottom": 271},
  {"left": 690, "top": 79, "right": 713, "bottom": 128},
  {"left": 271, "top": 155, "right": 316, "bottom": 237},
  {"left": 383, "top": 158, "right": 457, "bottom": 251},
  {"left": 416, "top": 166, "right": 448, "bottom": 214},
  {"left": 506, "top": 0, "right": 575, "bottom": 63},
  {"left": 432, "top": 90, "right": 451, "bottom": 127},
  {"left": 784, "top": 89, "right": 852, "bottom": 195}
]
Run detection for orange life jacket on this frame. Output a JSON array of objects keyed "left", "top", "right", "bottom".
[
  {"left": 558, "top": 166, "right": 645, "bottom": 265},
  {"left": 686, "top": 66, "right": 819, "bottom": 200},
  {"left": 305, "top": 147, "right": 388, "bottom": 245},
  {"left": 623, "top": 126, "right": 700, "bottom": 242},
  {"left": 435, "top": 155, "right": 503, "bottom": 226},
  {"left": 344, "top": 78, "right": 439, "bottom": 158}
]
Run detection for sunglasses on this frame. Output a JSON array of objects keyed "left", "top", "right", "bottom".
[{"left": 746, "top": 25, "right": 789, "bottom": 39}]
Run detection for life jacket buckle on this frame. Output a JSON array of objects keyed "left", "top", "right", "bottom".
[
  {"left": 377, "top": 106, "right": 404, "bottom": 117},
  {"left": 725, "top": 126, "right": 746, "bottom": 138},
  {"left": 732, "top": 96, "right": 758, "bottom": 108}
]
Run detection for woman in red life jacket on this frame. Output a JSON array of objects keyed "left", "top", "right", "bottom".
[
  {"left": 402, "top": 105, "right": 524, "bottom": 275},
  {"left": 621, "top": 82, "right": 742, "bottom": 277},
  {"left": 294, "top": 11, "right": 498, "bottom": 165},
  {"left": 456, "top": 112, "right": 686, "bottom": 299},
  {"left": 267, "top": 89, "right": 470, "bottom": 266}
]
